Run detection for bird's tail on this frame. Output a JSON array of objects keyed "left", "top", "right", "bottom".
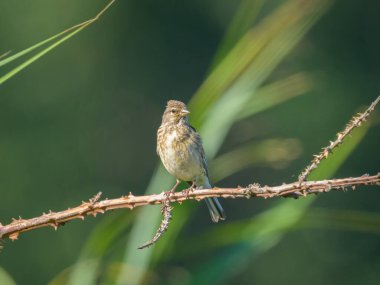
[
  {"left": 205, "top": 197, "right": 226, "bottom": 223},
  {"left": 200, "top": 178, "right": 226, "bottom": 223}
]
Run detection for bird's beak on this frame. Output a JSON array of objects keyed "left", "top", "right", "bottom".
[{"left": 181, "top": 109, "right": 190, "bottom": 116}]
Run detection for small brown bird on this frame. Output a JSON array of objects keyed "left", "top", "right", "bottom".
[{"left": 157, "top": 100, "right": 226, "bottom": 222}]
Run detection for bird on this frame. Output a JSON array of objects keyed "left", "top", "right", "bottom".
[{"left": 156, "top": 100, "right": 226, "bottom": 222}]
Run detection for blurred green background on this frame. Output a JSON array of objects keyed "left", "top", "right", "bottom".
[{"left": 1, "top": 0, "right": 380, "bottom": 284}]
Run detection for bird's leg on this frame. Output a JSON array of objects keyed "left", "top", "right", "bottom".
[
  {"left": 182, "top": 181, "right": 196, "bottom": 198},
  {"left": 164, "top": 179, "right": 181, "bottom": 197}
]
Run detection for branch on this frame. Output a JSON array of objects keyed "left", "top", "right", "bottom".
[
  {"left": 0, "top": 174, "right": 379, "bottom": 242},
  {"left": 298, "top": 95, "right": 380, "bottom": 183},
  {"left": 138, "top": 198, "right": 173, "bottom": 249}
]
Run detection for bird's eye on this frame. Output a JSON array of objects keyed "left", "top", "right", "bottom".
[{"left": 171, "top": 109, "right": 176, "bottom": 114}]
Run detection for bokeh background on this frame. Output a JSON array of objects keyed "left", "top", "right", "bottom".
[{"left": 0, "top": 0, "right": 380, "bottom": 284}]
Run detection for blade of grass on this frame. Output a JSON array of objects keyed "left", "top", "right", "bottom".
[
  {"left": 0, "top": 20, "right": 91, "bottom": 68},
  {"left": 237, "top": 72, "right": 313, "bottom": 121},
  {"left": 0, "top": 0, "right": 115, "bottom": 85},
  {"left": 0, "top": 25, "right": 85, "bottom": 85}
]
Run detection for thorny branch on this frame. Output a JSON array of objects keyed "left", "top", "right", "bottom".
[
  {"left": 138, "top": 198, "right": 173, "bottom": 249},
  {"left": 298, "top": 95, "right": 380, "bottom": 183},
  {"left": 0, "top": 174, "right": 379, "bottom": 243},
  {"left": 141, "top": 95, "right": 379, "bottom": 248},
  {"left": 0, "top": 95, "right": 379, "bottom": 249}
]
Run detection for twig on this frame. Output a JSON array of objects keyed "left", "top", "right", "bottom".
[
  {"left": 51, "top": 0, "right": 116, "bottom": 35},
  {"left": 0, "top": 173, "right": 379, "bottom": 243},
  {"left": 298, "top": 95, "right": 380, "bottom": 183},
  {"left": 138, "top": 198, "right": 173, "bottom": 249}
]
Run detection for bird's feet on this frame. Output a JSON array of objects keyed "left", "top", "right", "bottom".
[
  {"left": 182, "top": 182, "right": 196, "bottom": 198},
  {"left": 164, "top": 180, "right": 181, "bottom": 198}
]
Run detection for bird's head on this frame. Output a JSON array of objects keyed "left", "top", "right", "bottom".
[{"left": 162, "top": 100, "right": 190, "bottom": 124}]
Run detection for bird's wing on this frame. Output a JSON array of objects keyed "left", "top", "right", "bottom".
[{"left": 189, "top": 124, "right": 209, "bottom": 179}]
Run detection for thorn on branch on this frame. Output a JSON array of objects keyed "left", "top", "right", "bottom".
[
  {"left": 49, "top": 222, "right": 59, "bottom": 231},
  {"left": 89, "top": 192, "right": 102, "bottom": 205},
  {"left": 246, "top": 183, "right": 262, "bottom": 197},
  {"left": 77, "top": 214, "right": 85, "bottom": 220},
  {"left": 9, "top": 232, "right": 19, "bottom": 241}
]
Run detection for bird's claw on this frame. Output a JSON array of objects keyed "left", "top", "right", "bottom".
[
  {"left": 182, "top": 186, "right": 195, "bottom": 198},
  {"left": 164, "top": 189, "right": 174, "bottom": 198},
  {"left": 163, "top": 180, "right": 181, "bottom": 199}
]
